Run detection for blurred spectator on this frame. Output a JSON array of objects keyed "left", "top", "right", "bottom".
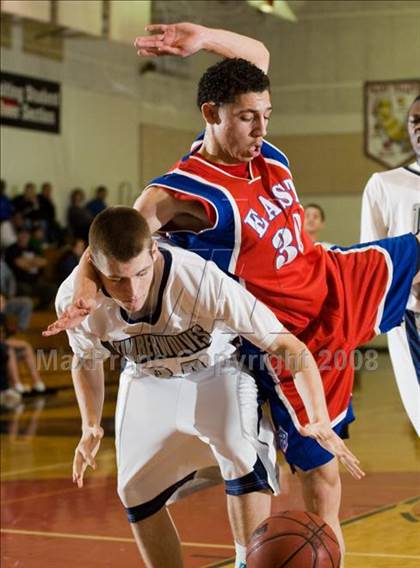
[
  {"left": 0, "top": 342, "right": 22, "bottom": 409},
  {"left": 86, "top": 185, "right": 108, "bottom": 217},
  {"left": 0, "top": 294, "right": 46, "bottom": 394},
  {"left": 0, "top": 211, "right": 25, "bottom": 250},
  {"left": 304, "top": 203, "right": 334, "bottom": 249},
  {"left": 29, "top": 223, "right": 48, "bottom": 255},
  {"left": 38, "top": 182, "right": 63, "bottom": 244},
  {"left": 67, "top": 189, "right": 92, "bottom": 242},
  {"left": 304, "top": 203, "right": 326, "bottom": 242},
  {"left": 0, "top": 258, "right": 33, "bottom": 331},
  {"left": 0, "top": 179, "right": 13, "bottom": 222},
  {"left": 12, "top": 182, "right": 40, "bottom": 224},
  {"left": 56, "top": 238, "right": 86, "bottom": 283},
  {"left": 4, "top": 229, "right": 55, "bottom": 309}
]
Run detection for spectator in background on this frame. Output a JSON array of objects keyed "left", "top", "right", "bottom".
[
  {"left": 0, "top": 211, "right": 25, "bottom": 250},
  {"left": 0, "top": 342, "right": 22, "bottom": 409},
  {"left": 86, "top": 185, "right": 108, "bottom": 217},
  {"left": 12, "top": 182, "right": 40, "bottom": 225},
  {"left": 4, "top": 229, "right": 55, "bottom": 309},
  {"left": 56, "top": 238, "right": 86, "bottom": 283},
  {"left": 0, "top": 258, "right": 33, "bottom": 331},
  {"left": 0, "top": 179, "right": 13, "bottom": 222},
  {"left": 0, "top": 294, "right": 46, "bottom": 394},
  {"left": 29, "top": 223, "right": 48, "bottom": 255},
  {"left": 304, "top": 203, "right": 334, "bottom": 249},
  {"left": 38, "top": 182, "right": 63, "bottom": 244},
  {"left": 67, "top": 189, "right": 92, "bottom": 242}
]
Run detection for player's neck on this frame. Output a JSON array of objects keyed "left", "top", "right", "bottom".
[
  {"left": 199, "top": 137, "right": 241, "bottom": 165},
  {"left": 307, "top": 231, "right": 319, "bottom": 243}
]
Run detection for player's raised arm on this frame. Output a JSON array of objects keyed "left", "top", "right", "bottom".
[
  {"left": 134, "top": 22, "right": 270, "bottom": 73},
  {"left": 71, "top": 356, "right": 105, "bottom": 488}
]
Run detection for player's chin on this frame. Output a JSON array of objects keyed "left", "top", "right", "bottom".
[
  {"left": 239, "top": 152, "right": 255, "bottom": 162},
  {"left": 121, "top": 300, "right": 143, "bottom": 312}
]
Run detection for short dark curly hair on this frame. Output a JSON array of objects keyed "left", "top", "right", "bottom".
[{"left": 197, "top": 58, "right": 270, "bottom": 108}]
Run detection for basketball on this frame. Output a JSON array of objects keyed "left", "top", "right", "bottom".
[{"left": 247, "top": 511, "right": 341, "bottom": 568}]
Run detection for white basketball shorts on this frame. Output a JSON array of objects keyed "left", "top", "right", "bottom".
[{"left": 115, "top": 359, "right": 279, "bottom": 522}]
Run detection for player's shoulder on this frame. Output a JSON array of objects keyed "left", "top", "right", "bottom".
[
  {"left": 55, "top": 268, "right": 78, "bottom": 312},
  {"left": 158, "top": 241, "right": 207, "bottom": 278},
  {"left": 368, "top": 167, "right": 407, "bottom": 184},
  {"left": 55, "top": 267, "right": 113, "bottom": 323},
  {"left": 159, "top": 242, "right": 225, "bottom": 287}
]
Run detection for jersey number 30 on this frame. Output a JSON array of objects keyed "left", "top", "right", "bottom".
[{"left": 272, "top": 213, "right": 304, "bottom": 269}]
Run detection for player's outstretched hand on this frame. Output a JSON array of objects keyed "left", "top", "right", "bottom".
[
  {"left": 299, "top": 422, "right": 365, "bottom": 480},
  {"left": 134, "top": 23, "right": 205, "bottom": 58},
  {"left": 72, "top": 425, "right": 104, "bottom": 488},
  {"left": 42, "top": 298, "right": 96, "bottom": 336}
]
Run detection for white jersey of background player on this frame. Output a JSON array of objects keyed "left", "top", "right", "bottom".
[
  {"left": 52, "top": 207, "right": 362, "bottom": 568},
  {"left": 361, "top": 95, "right": 420, "bottom": 435}
]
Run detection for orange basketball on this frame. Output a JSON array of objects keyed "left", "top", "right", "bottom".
[{"left": 247, "top": 511, "right": 341, "bottom": 568}]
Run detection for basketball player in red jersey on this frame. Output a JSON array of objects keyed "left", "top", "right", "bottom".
[{"left": 46, "top": 23, "right": 420, "bottom": 566}]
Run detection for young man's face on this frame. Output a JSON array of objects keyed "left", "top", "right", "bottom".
[
  {"left": 304, "top": 207, "right": 325, "bottom": 238},
  {"left": 93, "top": 242, "right": 158, "bottom": 313},
  {"left": 209, "top": 90, "right": 272, "bottom": 163},
  {"left": 408, "top": 100, "right": 420, "bottom": 159}
]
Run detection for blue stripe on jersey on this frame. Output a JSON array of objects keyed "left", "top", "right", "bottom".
[
  {"left": 148, "top": 171, "right": 237, "bottom": 274},
  {"left": 332, "top": 233, "right": 419, "bottom": 334},
  {"left": 260, "top": 140, "right": 290, "bottom": 168},
  {"left": 405, "top": 309, "right": 420, "bottom": 382}
]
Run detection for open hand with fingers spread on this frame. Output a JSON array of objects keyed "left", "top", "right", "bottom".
[
  {"left": 299, "top": 421, "right": 365, "bottom": 480},
  {"left": 72, "top": 425, "right": 104, "bottom": 488},
  {"left": 134, "top": 23, "right": 206, "bottom": 58},
  {"left": 43, "top": 298, "right": 97, "bottom": 336}
]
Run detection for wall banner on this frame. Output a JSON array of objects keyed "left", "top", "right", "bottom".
[
  {"left": 0, "top": 71, "right": 61, "bottom": 134},
  {"left": 364, "top": 79, "right": 420, "bottom": 168}
]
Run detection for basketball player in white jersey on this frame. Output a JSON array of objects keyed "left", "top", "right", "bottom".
[
  {"left": 57, "top": 207, "right": 362, "bottom": 568},
  {"left": 361, "top": 95, "right": 420, "bottom": 435}
]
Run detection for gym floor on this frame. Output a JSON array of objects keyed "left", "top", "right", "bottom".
[{"left": 1, "top": 350, "right": 419, "bottom": 568}]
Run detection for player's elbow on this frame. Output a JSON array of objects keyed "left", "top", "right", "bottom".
[{"left": 270, "top": 334, "right": 309, "bottom": 374}]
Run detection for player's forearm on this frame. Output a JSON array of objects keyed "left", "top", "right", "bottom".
[
  {"left": 292, "top": 351, "right": 330, "bottom": 424},
  {"left": 73, "top": 249, "right": 101, "bottom": 303},
  {"left": 269, "top": 337, "right": 330, "bottom": 424},
  {"left": 72, "top": 356, "right": 105, "bottom": 429},
  {"left": 201, "top": 27, "right": 269, "bottom": 72}
]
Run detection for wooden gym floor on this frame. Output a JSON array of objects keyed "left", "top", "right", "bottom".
[{"left": 1, "top": 317, "right": 419, "bottom": 567}]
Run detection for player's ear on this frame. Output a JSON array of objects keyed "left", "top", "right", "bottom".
[
  {"left": 150, "top": 239, "right": 159, "bottom": 261},
  {"left": 201, "top": 102, "right": 220, "bottom": 125}
]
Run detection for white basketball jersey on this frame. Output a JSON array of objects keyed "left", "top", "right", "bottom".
[
  {"left": 56, "top": 244, "right": 284, "bottom": 379},
  {"left": 361, "top": 162, "right": 420, "bottom": 311}
]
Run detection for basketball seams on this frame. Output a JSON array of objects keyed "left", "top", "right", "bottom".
[
  {"left": 247, "top": 512, "right": 341, "bottom": 568},
  {"left": 279, "top": 538, "right": 317, "bottom": 568},
  {"left": 305, "top": 512, "right": 340, "bottom": 546},
  {"left": 268, "top": 512, "right": 328, "bottom": 541},
  {"left": 246, "top": 532, "right": 310, "bottom": 559}
]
